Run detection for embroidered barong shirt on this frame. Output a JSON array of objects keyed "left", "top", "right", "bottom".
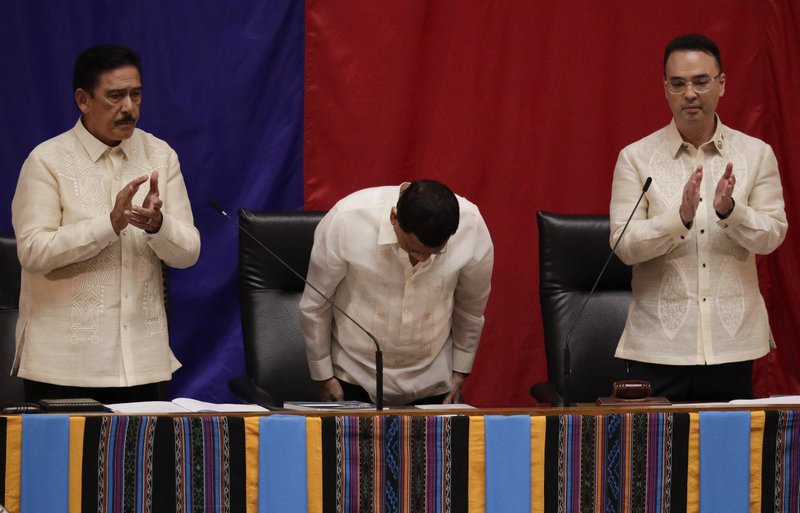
[
  {"left": 11, "top": 119, "right": 200, "bottom": 386},
  {"left": 300, "top": 185, "right": 494, "bottom": 405},
  {"left": 609, "top": 117, "right": 786, "bottom": 365}
]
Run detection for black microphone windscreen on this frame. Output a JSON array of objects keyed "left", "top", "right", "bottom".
[{"left": 643, "top": 177, "right": 653, "bottom": 192}]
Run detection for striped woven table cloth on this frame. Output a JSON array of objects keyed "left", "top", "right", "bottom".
[{"left": 0, "top": 410, "right": 797, "bottom": 512}]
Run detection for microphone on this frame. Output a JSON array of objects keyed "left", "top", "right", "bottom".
[
  {"left": 562, "top": 176, "right": 652, "bottom": 406},
  {"left": 209, "top": 200, "right": 384, "bottom": 411}
]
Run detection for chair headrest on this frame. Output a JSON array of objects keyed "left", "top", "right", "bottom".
[
  {"left": 238, "top": 210, "right": 325, "bottom": 292},
  {"left": 537, "top": 211, "right": 631, "bottom": 293}
]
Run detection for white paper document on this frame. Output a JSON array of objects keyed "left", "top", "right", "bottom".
[
  {"left": 108, "top": 398, "right": 269, "bottom": 414},
  {"left": 728, "top": 395, "right": 800, "bottom": 406},
  {"left": 414, "top": 403, "right": 476, "bottom": 410},
  {"left": 283, "top": 401, "right": 375, "bottom": 411}
]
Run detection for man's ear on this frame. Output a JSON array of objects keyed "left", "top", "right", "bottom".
[
  {"left": 390, "top": 207, "right": 398, "bottom": 226},
  {"left": 74, "top": 89, "right": 90, "bottom": 114}
]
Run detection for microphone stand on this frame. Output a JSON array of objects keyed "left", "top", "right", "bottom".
[
  {"left": 562, "top": 177, "right": 651, "bottom": 406},
  {"left": 210, "top": 201, "right": 384, "bottom": 410}
]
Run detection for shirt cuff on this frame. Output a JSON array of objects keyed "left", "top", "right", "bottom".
[
  {"left": 452, "top": 347, "right": 476, "bottom": 374},
  {"left": 308, "top": 354, "right": 334, "bottom": 381},
  {"left": 665, "top": 208, "right": 692, "bottom": 242},
  {"left": 716, "top": 200, "right": 744, "bottom": 230},
  {"left": 92, "top": 214, "right": 119, "bottom": 247},
  {"left": 146, "top": 212, "right": 169, "bottom": 240}
]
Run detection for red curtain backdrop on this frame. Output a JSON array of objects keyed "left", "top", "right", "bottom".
[{"left": 304, "top": 1, "right": 800, "bottom": 406}]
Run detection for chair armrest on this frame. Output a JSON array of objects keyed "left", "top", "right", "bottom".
[
  {"left": 529, "top": 381, "right": 565, "bottom": 406},
  {"left": 228, "top": 376, "right": 280, "bottom": 410}
]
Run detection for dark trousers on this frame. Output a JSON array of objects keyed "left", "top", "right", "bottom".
[
  {"left": 23, "top": 379, "right": 167, "bottom": 404},
  {"left": 626, "top": 360, "right": 753, "bottom": 402},
  {"left": 338, "top": 379, "right": 447, "bottom": 406}
]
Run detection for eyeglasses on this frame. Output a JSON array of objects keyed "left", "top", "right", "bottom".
[
  {"left": 665, "top": 74, "right": 721, "bottom": 95},
  {"left": 407, "top": 243, "right": 447, "bottom": 259}
]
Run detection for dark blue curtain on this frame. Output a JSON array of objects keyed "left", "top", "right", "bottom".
[{"left": 0, "top": 1, "right": 304, "bottom": 401}]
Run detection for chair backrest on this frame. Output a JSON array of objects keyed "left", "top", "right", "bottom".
[
  {"left": 238, "top": 210, "right": 325, "bottom": 404},
  {"left": 537, "top": 211, "right": 632, "bottom": 403},
  {"left": 0, "top": 233, "right": 25, "bottom": 403}
]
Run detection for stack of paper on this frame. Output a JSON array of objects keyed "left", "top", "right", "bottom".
[{"left": 107, "top": 398, "right": 269, "bottom": 414}]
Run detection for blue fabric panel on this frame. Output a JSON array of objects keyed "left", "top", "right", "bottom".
[
  {"left": 699, "top": 410, "right": 750, "bottom": 513},
  {"left": 259, "top": 415, "right": 308, "bottom": 513},
  {"left": 485, "top": 415, "right": 531, "bottom": 513},
  {"left": 21, "top": 414, "right": 70, "bottom": 513},
  {"left": 0, "top": 1, "right": 305, "bottom": 403}
]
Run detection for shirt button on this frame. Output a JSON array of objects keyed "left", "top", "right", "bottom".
[
  {"left": 123, "top": 324, "right": 128, "bottom": 329},
  {"left": 699, "top": 197, "right": 703, "bottom": 202},
  {"left": 703, "top": 263, "right": 707, "bottom": 268},
  {"left": 702, "top": 298, "right": 707, "bottom": 302},
  {"left": 700, "top": 229, "right": 705, "bottom": 234},
  {"left": 680, "top": 235, "right": 685, "bottom": 240}
]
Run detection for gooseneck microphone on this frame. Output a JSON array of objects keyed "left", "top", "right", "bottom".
[
  {"left": 562, "top": 176, "right": 652, "bottom": 406},
  {"left": 209, "top": 200, "right": 384, "bottom": 411}
]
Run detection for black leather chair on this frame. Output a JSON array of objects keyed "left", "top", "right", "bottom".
[
  {"left": 532, "top": 211, "right": 632, "bottom": 405},
  {"left": 229, "top": 210, "right": 325, "bottom": 407},
  {"left": 0, "top": 233, "right": 25, "bottom": 404}
]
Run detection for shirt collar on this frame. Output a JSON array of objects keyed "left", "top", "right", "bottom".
[
  {"left": 72, "top": 117, "right": 131, "bottom": 162},
  {"left": 377, "top": 183, "right": 408, "bottom": 246},
  {"left": 378, "top": 214, "right": 398, "bottom": 246},
  {"left": 667, "top": 114, "right": 726, "bottom": 158},
  {"left": 709, "top": 114, "right": 726, "bottom": 156}
]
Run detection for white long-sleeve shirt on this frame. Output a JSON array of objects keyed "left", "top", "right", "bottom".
[
  {"left": 609, "top": 117, "right": 787, "bottom": 365},
  {"left": 11, "top": 119, "right": 200, "bottom": 386},
  {"left": 299, "top": 185, "right": 494, "bottom": 405}
]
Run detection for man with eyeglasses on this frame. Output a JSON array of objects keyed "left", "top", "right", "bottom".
[
  {"left": 300, "top": 180, "right": 494, "bottom": 405},
  {"left": 608, "top": 34, "right": 787, "bottom": 402}
]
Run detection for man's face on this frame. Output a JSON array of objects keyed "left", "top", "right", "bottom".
[
  {"left": 664, "top": 50, "right": 725, "bottom": 132},
  {"left": 75, "top": 65, "right": 141, "bottom": 146},
  {"left": 390, "top": 209, "right": 448, "bottom": 265}
]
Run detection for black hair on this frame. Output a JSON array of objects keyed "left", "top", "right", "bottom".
[
  {"left": 396, "top": 179, "right": 460, "bottom": 248},
  {"left": 73, "top": 44, "right": 141, "bottom": 93},
  {"left": 663, "top": 34, "right": 722, "bottom": 75}
]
